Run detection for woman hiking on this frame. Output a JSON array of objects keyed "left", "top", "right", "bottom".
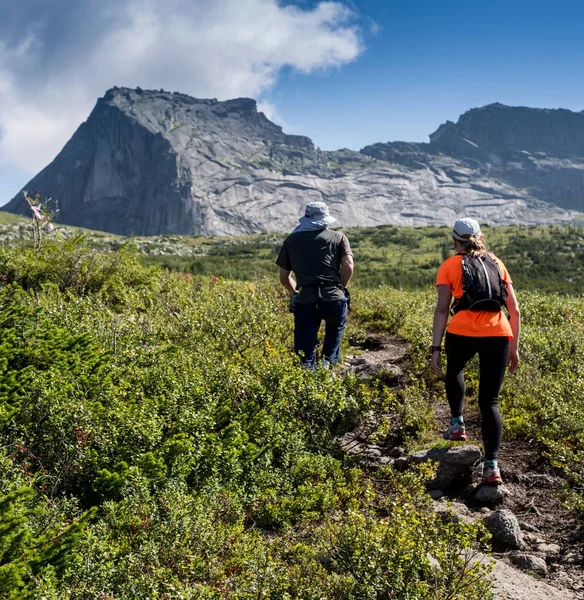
[{"left": 431, "top": 218, "right": 521, "bottom": 485}]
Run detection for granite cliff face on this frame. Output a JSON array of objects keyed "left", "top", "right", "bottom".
[
  {"left": 5, "top": 89, "right": 584, "bottom": 235},
  {"left": 363, "top": 103, "right": 584, "bottom": 212}
]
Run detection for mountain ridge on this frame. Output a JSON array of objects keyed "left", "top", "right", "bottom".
[{"left": 5, "top": 87, "right": 584, "bottom": 236}]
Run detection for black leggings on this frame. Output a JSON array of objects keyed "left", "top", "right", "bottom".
[{"left": 444, "top": 332, "right": 510, "bottom": 461}]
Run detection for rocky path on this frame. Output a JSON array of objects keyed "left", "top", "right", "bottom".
[{"left": 340, "top": 334, "right": 584, "bottom": 600}]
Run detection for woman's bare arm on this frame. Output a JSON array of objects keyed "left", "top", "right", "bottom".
[{"left": 431, "top": 284, "right": 452, "bottom": 375}]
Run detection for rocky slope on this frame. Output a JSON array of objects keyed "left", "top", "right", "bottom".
[{"left": 5, "top": 88, "right": 584, "bottom": 235}]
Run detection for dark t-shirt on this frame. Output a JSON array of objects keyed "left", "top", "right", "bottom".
[{"left": 276, "top": 228, "right": 353, "bottom": 303}]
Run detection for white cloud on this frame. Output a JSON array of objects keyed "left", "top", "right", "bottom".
[{"left": 0, "top": 0, "right": 362, "bottom": 174}]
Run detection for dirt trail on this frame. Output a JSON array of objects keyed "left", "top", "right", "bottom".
[{"left": 342, "top": 333, "right": 584, "bottom": 600}]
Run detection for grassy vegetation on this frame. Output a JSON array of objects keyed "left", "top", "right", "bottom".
[
  {"left": 0, "top": 211, "right": 29, "bottom": 225},
  {"left": 0, "top": 239, "right": 494, "bottom": 599},
  {"left": 0, "top": 222, "right": 583, "bottom": 597},
  {"left": 143, "top": 224, "right": 584, "bottom": 293}
]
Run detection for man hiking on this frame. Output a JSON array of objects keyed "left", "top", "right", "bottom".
[{"left": 276, "top": 202, "right": 354, "bottom": 369}]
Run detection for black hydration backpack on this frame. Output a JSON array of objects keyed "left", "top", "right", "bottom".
[{"left": 451, "top": 253, "right": 508, "bottom": 314}]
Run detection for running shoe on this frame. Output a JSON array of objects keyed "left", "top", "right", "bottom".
[
  {"left": 443, "top": 421, "right": 467, "bottom": 441},
  {"left": 482, "top": 464, "right": 503, "bottom": 486}
]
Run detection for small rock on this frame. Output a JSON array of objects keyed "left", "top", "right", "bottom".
[
  {"left": 434, "top": 502, "right": 476, "bottom": 525},
  {"left": 536, "top": 543, "right": 561, "bottom": 556},
  {"left": 337, "top": 435, "right": 363, "bottom": 454},
  {"left": 429, "top": 489, "right": 445, "bottom": 500},
  {"left": 353, "top": 361, "right": 402, "bottom": 383},
  {"left": 475, "top": 484, "right": 505, "bottom": 504},
  {"left": 388, "top": 446, "right": 405, "bottom": 458},
  {"left": 373, "top": 456, "right": 393, "bottom": 466},
  {"left": 394, "top": 457, "right": 408, "bottom": 472},
  {"left": 362, "top": 445, "right": 382, "bottom": 458},
  {"left": 562, "top": 551, "right": 583, "bottom": 565},
  {"left": 510, "top": 552, "right": 549, "bottom": 576},
  {"left": 459, "top": 483, "right": 477, "bottom": 498},
  {"left": 408, "top": 445, "right": 482, "bottom": 490},
  {"left": 519, "top": 521, "right": 541, "bottom": 533},
  {"left": 523, "top": 532, "right": 545, "bottom": 545},
  {"left": 484, "top": 509, "right": 525, "bottom": 550},
  {"left": 427, "top": 553, "right": 441, "bottom": 572},
  {"left": 350, "top": 356, "right": 368, "bottom": 366},
  {"left": 516, "top": 473, "right": 556, "bottom": 488},
  {"left": 351, "top": 411, "right": 380, "bottom": 439}
]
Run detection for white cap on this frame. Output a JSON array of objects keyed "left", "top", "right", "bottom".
[{"left": 452, "top": 217, "right": 482, "bottom": 240}]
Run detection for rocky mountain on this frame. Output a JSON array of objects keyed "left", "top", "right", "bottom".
[{"left": 4, "top": 88, "right": 584, "bottom": 235}]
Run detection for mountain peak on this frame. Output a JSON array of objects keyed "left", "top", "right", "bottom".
[
  {"left": 3, "top": 90, "right": 584, "bottom": 235},
  {"left": 430, "top": 102, "right": 584, "bottom": 158}
]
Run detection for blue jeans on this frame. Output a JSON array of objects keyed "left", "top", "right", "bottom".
[{"left": 294, "top": 299, "right": 348, "bottom": 369}]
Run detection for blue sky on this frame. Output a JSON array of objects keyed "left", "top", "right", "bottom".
[
  {"left": 273, "top": 0, "right": 584, "bottom": 148},
  {"left": 0, "top": 0, "right": 583, "bottom": 204}
]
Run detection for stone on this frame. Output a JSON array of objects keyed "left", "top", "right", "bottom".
[
  {"left": 361, "top": 445, "right": 382, "bottom": 458},
  {"left": 510, "top": 553, "right": 549, "bottom": 576},
  {"left": 433, "top": 501, "right": 476, "bottom": 525},
  {"left": 484, "top": 509, "right": 525, "bottom": 550},
  {"left": 562, "top": 550, "right": 583, "bottom": 565},
  {"left": 337, "top": 434, "right": 362, "bottom": 454},
  {"left": 4, "top": 88, "right": 584, "bottom": 235},
  {"left": 352, "top": 362, "right": 402, "bottom": 383},
  {"left": 490, "top": 557, "right": 574, "bottom": 600},
  {"left": 408, "top": 444, "right": 482, "bottom": 490},
  {"left": 388, "top": 446, "right": 405, "bottom": 458},
  {"left": 519, "top": 521, "right": 541, "bottom": 533},
  {"left": 536, "top": 543, "right": 561, "bottom": 556},
  {"left": 523, "top": 532, "right": 545, "bottom": 545},
  {"left": 429, "top": 489, "right": 445, "bottom": 500},
  {"left": 427, "top": 553, "right": 441, "bottom": 572},
  {"left": 393, "top": 457, "right": 408, "bottom": 472},
  {"left": 459, "top": 483, "right": 477, "bottom": 498},
  {"left": 475, "top": 484, "right": 506, "bottom": 504},
  {"left": 516, "top": 474, "right": 556, "bottom": 488}
]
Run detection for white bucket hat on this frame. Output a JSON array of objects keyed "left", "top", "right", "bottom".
[
  {"left": 452, "top": 217, "right": 482, "bottom": 241},
  {"left": 298, "top": 202, "right": 336, "bottom": 227}
]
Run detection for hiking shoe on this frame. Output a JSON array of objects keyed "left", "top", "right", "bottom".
[
  {"left": 482, "top": 464, "right": 503, "bottom": 486},
  {"left": 443, "top": 422, "right": 467, "bottom": 441}
]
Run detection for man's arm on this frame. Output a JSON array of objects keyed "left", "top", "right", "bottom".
[
  {"left": 279, "top": 268, "right": 297, "bottom": 296},
  {"left": 340, "top": 254, "right": 354, "bottom": 287}
]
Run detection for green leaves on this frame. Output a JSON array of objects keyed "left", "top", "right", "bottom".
[
  {"left": 0, "top": 487, "right": 95, "bottom": 599},
  {"left": 0, "top": 240, "right": 500, "bottom": 598}
]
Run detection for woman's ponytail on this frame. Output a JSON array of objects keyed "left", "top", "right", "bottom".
[{"left": 456, "top": 235, "right": 487, "bottom": 257}]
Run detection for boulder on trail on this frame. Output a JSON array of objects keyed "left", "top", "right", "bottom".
[
  {"left": 408, "top": 445, "right": 482, "bottom": 490},
  {"left": 484, "top": 509, "right": 525, "bottom": 551},
  {"left": 510, "top": 553, "right": 549, "bottom": 576},
  {"left": 475, "top": 483, "right": 506, "bottom": 504}
]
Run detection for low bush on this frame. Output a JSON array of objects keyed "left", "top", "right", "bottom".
[{"left": 0, "top": 239, "right": 495, "bottom": 598}]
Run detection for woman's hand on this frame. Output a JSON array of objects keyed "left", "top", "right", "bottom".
[
  {"left": 508, "top": 347, "right": 520, "bottom": 373},
  {"left": 431, "top": 351, "right": 443, "bottom": 376}
]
